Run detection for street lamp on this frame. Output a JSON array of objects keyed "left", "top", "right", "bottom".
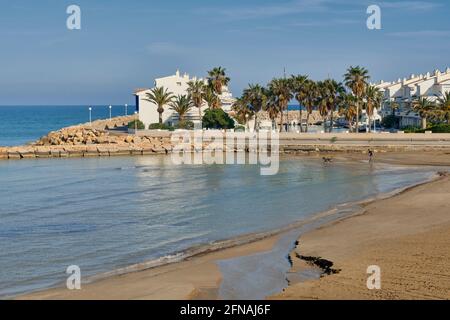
[
  {"left": 89, "top": 107, "right": 92, "bottom": 125},
  {"left": 109, "top": 105, "right": 112, "bottom": 121},
  {"left": 125, "top": 104, "right": 128, "bottom": 116}
]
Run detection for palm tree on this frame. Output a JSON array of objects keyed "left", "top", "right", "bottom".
[
  {"left": 303, "top": 80, "right": 317, "bottom": 132},
  {"left": 203, "top": 86, "right": 221, "bottom": 109},
  {"left": 207, "top": 67, "right": 230, "bottom": 95},
  {"left": 388, "top": 100, "right": 400, "bottom": 116},
  {"left": 268, "top": 78, "right": 293, "bottom": 132},
  {"left": 144, "top": 87, "right": 174, "bottom": 124},
  {"left": 231, "top": 97, "right": 252, "bottom": 126},
  {"left": 365, "top": 85, "right": 383, "bottom": 132},
  {"left": 170, "top": 95, "right": 193, "bottom": 123},
  {"left": 316, "top": 81, "right": 328, "bottom": 132},
  {"left": 264, "top": 94, "right": 280, "bottom": 131},
  {"left": 187, "top": 80, "right": 206, "bottom": 122},
  {"left": 344, "top": 66, "right": 370, "bottom": 133},
  {"left": 437, "top": 92, "right": 450, "bottom": 123},
  {"left": 324, "top": 79, "right": 344, "bottom": 132},
  {"left": 289, "top": 75, "right": 308, "bottom": 132},
  {"left": 339, "top": 93, "right": 357, "bottom": 132},
  {"left": 315, "top": 80, "right": 344, "bottom": 132},
  {"left": 243, "top": 84, "right": 267, "bottom": 132},
  {"left": 412, "top": 97, "right": 433, "bottom": 129}
]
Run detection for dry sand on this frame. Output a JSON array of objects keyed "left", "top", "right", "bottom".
[
  {"left": 19, "top": 151, "right": 450, "bottom": 300},
  {"left": 274, "top": 173, "right": 450, "bottom": 299}
]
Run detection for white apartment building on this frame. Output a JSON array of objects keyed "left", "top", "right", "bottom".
[
  {"left": 374, "top": 68, "right": 450, "bottom": 127},
  {"left": 134, "top": 70, "right": 235, "bottom": 128}
]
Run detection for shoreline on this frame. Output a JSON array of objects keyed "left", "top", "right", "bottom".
[
  {"left": 16, "top": 158, "right": 448, "bottom": 300},
  {"left": 273, "top": 171, "right": 450, "bottom": 300}
]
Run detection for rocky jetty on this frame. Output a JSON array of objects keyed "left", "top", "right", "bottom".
[
  {"left": 0, "top": 115, "right": 174, "bottom": 159},
  {"left": 33, "top": 115, "right": 135, "bottom": 146}
]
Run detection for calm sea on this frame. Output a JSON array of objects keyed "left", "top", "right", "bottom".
[
  {"left": 0, "top": 105, "right": 134, "bottom": 147},
  {"left": 0, "top": 155, "right": 437, "bottom": 298}
]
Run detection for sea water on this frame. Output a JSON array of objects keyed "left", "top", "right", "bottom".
[
  {"left": 0, "top": 155, "right": 437, "bottom": 297},
  {"left": 0, "top": 105, "right": 132, "bottom": 146}
]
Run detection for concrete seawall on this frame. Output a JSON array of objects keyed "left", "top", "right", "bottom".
[
  {"left": 277, "top": 132, "right": 450, "bottom": 152},
  {"left": 2, "top": 132, "right": 450, "bottom": 160}
]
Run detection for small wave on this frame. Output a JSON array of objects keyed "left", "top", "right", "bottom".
[
  {"left": 85, "top": 252, "right": 187, "bottom": 283},
  {"left": 115, "top": 166, "right": 138, "bottom": 171}
]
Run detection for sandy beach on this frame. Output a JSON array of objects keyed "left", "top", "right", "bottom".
[
  {"left": 18, "top": 151, "right": 450, "bottom": 300},
  {"left": 275, "top": 172, "right": 450, "bottom": 300}
]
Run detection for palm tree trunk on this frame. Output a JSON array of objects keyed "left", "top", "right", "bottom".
[
  {"left": 280, "top": 109, "right": 284, "bottom": 133},
  {"left": 355, "top": 102, "right": 360, "bottom": 133},
  {"left": 421, "top": 117, "right": 427, "bottom": 129},
  {"left": 305, "top": 112, "right": 310, "bottom": 132},
  {"left": 329, "top": 111, "right": 334, "bottom": 133},
  {"left": 368, "top": 115, "right": 372, "bottom": 133},
  {"left": 253, "top": 113, "right": 258, "bottom": 132},
  {"left": 285, "top": 106, "right": 289, "bottom": 132},
  {"left": 299, "top": 108, "right": 303, "bottom": 132},
  {"left": 159, "top": 112, "right": 163, "bottom": 124}
]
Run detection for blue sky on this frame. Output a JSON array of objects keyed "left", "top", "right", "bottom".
[{"left": 0, "top": 0, "right": 449, "bottom": 105}]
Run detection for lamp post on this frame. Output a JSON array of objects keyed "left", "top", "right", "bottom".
[
  {"left": 109, "top": 105, "right": 112, "bottom": 121},
  {"left": 89, "top": 107, "right": 92, "bottom": 125},
  {"left": 125, "top": 104, "right": 128, "bottom": 116}
]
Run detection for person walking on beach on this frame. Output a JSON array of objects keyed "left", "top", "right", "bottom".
[{"left": 368, "top": 149, "right": 374, "bottom": 163}]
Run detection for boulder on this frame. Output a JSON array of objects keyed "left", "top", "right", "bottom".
[
  {"left": 152, "top": 146, "right": 166, "bottom": 154},
  {"left": 109, "top": 146, "right": 132, "bottom": 156},
  {"left": 18, "top": 148, "right": 36, "bottom": 159},
  {"left": 95, "top": 136, "right": 108, "bottom": 144},
  {"left": 8, "top": 152, "right": 21, "bottom": 159},
  {"left": 97, "top": 146, "right": 110, "bottom": 156}
]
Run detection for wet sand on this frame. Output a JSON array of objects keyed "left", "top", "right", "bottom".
[
  {"left": 19, "top": 234, "right": 280, "bottom": 300},
  {"left": 274, "top": 172, "right": 450, "bottom": 299},
  {"left": 19, "top": 151, "right": 450, "bottom": 300}
]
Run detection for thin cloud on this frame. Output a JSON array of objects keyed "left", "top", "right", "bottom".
[
  {"left": 194, "top": 0, "right": 442, "bottom": 21},
  {"left": 290, "top": 18, "right": 359, "bottom": 27},
  {"left": 377, "top": 1, "right": 443, "bottom": 11},
  {"left": 388, "top": 30, "right": 450, "bottom": 37},
  {"left": 193, "top": 0, "right": 329, "bottom": 20}
]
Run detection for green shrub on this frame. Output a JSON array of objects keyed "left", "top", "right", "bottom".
[
  {"left": 404, "top": 123, "right": 450, "bottom": 133},
  {"left": 234, "top": 125, "right": 246, "bottom": 132},
  {"left": 202, "top": 108, "right": 235, "bottom": 130},
  {"left": 403, "top": 126, "right": 422, "bottom": 133},
  {"left": 427, "top": 124, "right": 450, "bottom": 133},
  {"left": 176, "top": 120, "right": 194, "bottom": 130},
  {"left": 381, "top": 115, "right": 399, "bottom": 129},
  {"left": 149, "top": 123, "right": 172, "bottom": 130},
  {"left": 128, "top": 120, "right": 145, "bottom": 130},
  {"left": 403, "top": 124, "right": 450, "bottom": 133}
]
